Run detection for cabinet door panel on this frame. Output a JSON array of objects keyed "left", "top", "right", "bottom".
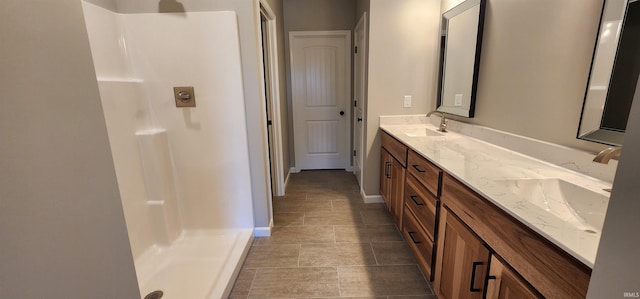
[
  {"left": 390, "top": 157, "right": 406, "bottom": 227},
  {"left": 380, "top": 148, "right": 391, "bottom": 208},
  {"left": 486, "top": 255, "right": 542, "bottom": 299},
  {"left": 436, "top": 207, "right": 490, "bottom": 299}
]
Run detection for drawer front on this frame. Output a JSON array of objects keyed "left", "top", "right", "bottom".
[
  {"left": 407, "top": 150, "right": 442, "bottom": 197},
  {"left": 404, "top": 173, "right": 438, "bottom": 241},
  {"left": 441, "top": 173, "right": 590, "bottom": 299},
  {"left": 381, "top": 131, "right": 408, "bottom": 166},
  {"left": 402, "top": 207, "right": 435, "bottom": 280}
]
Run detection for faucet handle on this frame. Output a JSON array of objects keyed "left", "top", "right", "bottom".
[
  {"left": 438, "top": 112, "right": 447, "bottom": 132},
  {"left": 593, "top": 147, "right": 622, "bottom": 164}
]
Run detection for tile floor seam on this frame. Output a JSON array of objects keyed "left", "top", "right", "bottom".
[
  {"left": 333, "top": 225, "right": 337, "bottom": 244},
  {"left": 302, "top": 211, "right": 307, "bottom": 226},
  {"left": 336, "top": 265, "right": 343, "bottom": 297},
  {"left": 370, "top": 242, "right": 380, "bottom": 265},
  {"left": 336, "top": 266, "right": 342, "bottom": 297},
  {"left": 244, "top": 268, "right": 258, "bottom": 299}
]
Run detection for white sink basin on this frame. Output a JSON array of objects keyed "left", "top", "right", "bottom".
[
  {"left": 402, "top": 127, "right": 444, "bottom": 137},
  {"left": 496, "top": 178, "right": 608, "bottom": 233}
]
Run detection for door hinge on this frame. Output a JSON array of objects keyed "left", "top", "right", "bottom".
[
  {"left": 353, "top": 150, "right": 357, "bottom": 156},
  {"left": 354, "top": 46, "right": 358, "bottom": 54},
  {"left": 267, "top": 120, "right": 272, "bottom": 126},
  {"left": 354, "top": 100, "right": 357, "bottom": 107}
]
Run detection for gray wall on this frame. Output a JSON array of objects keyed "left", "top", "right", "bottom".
[
  {"left": 84, "top": 0, "right": 116, "bottom": 11},
  {"left": 462, "top": 0, "right": 606, "bottom": 153},
  {"left": 0, "top": 1, "right": 140, "bottom": 298},
  {"left": 360, "top": 0, "right": 609, "bottom": 196},
  {"left": 362, "top": 0, "right": 442, "bottom": 195},
  {"left": 356, "top": 0, "right": 369, "bottom": 21},
  {"left": 283, "top": 0, "right": 358, "bottom": 167},
  {"left": 587, "top": 77, "right": 640, "bottom": 298}
]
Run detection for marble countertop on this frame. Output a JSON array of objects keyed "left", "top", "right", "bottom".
[{"left": 380, "top": 120, "right": 612, "bottom": 268}]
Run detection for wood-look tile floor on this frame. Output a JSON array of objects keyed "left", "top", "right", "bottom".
[{"left": 229, "top": 170, "right": 437, "bottom": 299}]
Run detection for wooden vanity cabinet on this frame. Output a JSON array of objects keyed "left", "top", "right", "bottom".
[
  {"left": 402, "top": 206, "right": 435, "bottom": 279},
  {"left": 380, "top": 149, "right": 392, "bottom": 207},
  {"left": 436, "top": 173, "right": 591, "bottom": 299},
  {"left": 407, "top": 149, "right": 442, "bottom": 197},
  {"left": 434, "top": 200, "right": 541, "bottom": 299},
  {"left": 486, "top": 255, "right": 542, "bottom": 299},
  {"left": 380, "top": 129, "right": 591, "bottom": 299},
  {"left": 380, "top": 132, "right": 407, "bottom": 227},
  {"left": 434, "top": 206, "right": 490, "bottom": 299},
  {"left": 402, "top": 150, "right": 442, "bottom": 280}
]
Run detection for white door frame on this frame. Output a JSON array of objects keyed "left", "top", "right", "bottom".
[
  {"left": 353, "top": 12, "right": 367, "bottom": 188},
  {"left": 258, "top": 0, "right": 285, "bottom": 196},
  {"left": 289, "top": 30, "right": 352, "bottom": 171}
]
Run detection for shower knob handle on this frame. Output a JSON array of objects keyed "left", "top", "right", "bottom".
[{"left": 177, "top": 91, "right": 191, "bottom": 102}]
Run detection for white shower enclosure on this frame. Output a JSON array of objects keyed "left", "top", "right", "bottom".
[{"left": 81, "top": 3, "right": 254, "bottom": 298}]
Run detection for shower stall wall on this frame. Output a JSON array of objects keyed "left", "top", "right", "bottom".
[{"left": 82, "top": 3, "right": 254, "bottom": 298}]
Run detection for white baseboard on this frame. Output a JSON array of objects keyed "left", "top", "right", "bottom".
[
  {"left": 362, "top": 190, "right": 384, "bottom": 204},
  {"left": 345, "top": 165, "right": 354, "bottom": 172},
  {"left": 254, "top": 219, "right": 273, "bottom": 237},
  {"left": 290, "top": 167, "right": 301, "bottom": 174}
]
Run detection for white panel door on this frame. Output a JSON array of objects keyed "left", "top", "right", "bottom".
[
  {"left": 353, "top": 14, "right": 367, "bottom": 187},
  {"left": 290, "top": 31, "right": 351, "bottom": 170}
]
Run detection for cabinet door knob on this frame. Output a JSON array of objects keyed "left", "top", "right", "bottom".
[{"left": 340, "top": 110, "right": 345, "bottom": 116}]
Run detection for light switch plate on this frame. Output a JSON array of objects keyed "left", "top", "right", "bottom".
[
  {"left": 454, "top": 94, "right": 463, "bottom": 106},
  {"left": 403, "top": 95, "right": 412, "bottom": 108}
]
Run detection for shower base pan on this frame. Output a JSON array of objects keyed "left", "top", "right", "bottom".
[{"left": 134, "top": 229, "right": 253, "bottom": 299}]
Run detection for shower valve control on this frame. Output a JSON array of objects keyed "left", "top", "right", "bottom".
[
  {"left": 174, "top": 86, "right": 196, "bottom": 107},
  {"left": 178, "top": 91, "right": 191, "bottom": 101}
]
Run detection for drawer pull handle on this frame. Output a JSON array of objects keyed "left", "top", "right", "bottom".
[
  {"left": 470, "top": 261, "right": 483, "bottom": 292},
  {"left": 410, "top": 195, "right": 424, "bottom": 206},
  {"left": 408, "top": 231, "right": 421, "bottom": 244},
  {"left": 385, "top": 162, "right": 392, "bottom": 178},
  {"left": 412, "top": 164, "right": 426, "bottom": 173}
]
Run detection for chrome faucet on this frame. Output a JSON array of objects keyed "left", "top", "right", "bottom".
[
  {"left": 593, "top": 147, "right": 622, "bottom": 164},
  {"left": 427, "top": 110, "right": 448, "bottom": 132}
]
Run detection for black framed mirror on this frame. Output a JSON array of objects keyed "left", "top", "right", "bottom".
[
  {"left": 436, "top": 0, "right": 486, "bottom": 118},
  {"left": 578, "top": 0, "right": 640, "bottom": 146}
]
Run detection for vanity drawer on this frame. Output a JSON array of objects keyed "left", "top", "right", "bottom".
[
  {"left": 404, "top": 172, "right": 438, "bottom": 241},
  {"left": 381, "top": 131, "right": 408, "bottom": 166},
  {"left": 402, "top": 206, "right": 435, "bottom": 280},
  {"left": 407, "top": 150, "right": 442, "bottom": 197},
  {"left": 441, "top": 173, "right": 591, "bottom": 298}
]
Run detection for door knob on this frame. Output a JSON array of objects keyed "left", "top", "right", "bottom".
[{"left": 340, "top": 111, "right": 345, "bottom": 116}]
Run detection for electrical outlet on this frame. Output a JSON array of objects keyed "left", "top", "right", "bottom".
[{"left": 404, "top": 95, "right": 412, "bottom": 108}]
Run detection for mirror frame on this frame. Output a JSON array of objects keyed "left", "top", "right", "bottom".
[
  {"left": 436, "top": 0, "right": 486, "bottom": 118},
  {"left": 578, "top": 0, "right": 637, "bottom": 146}
]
